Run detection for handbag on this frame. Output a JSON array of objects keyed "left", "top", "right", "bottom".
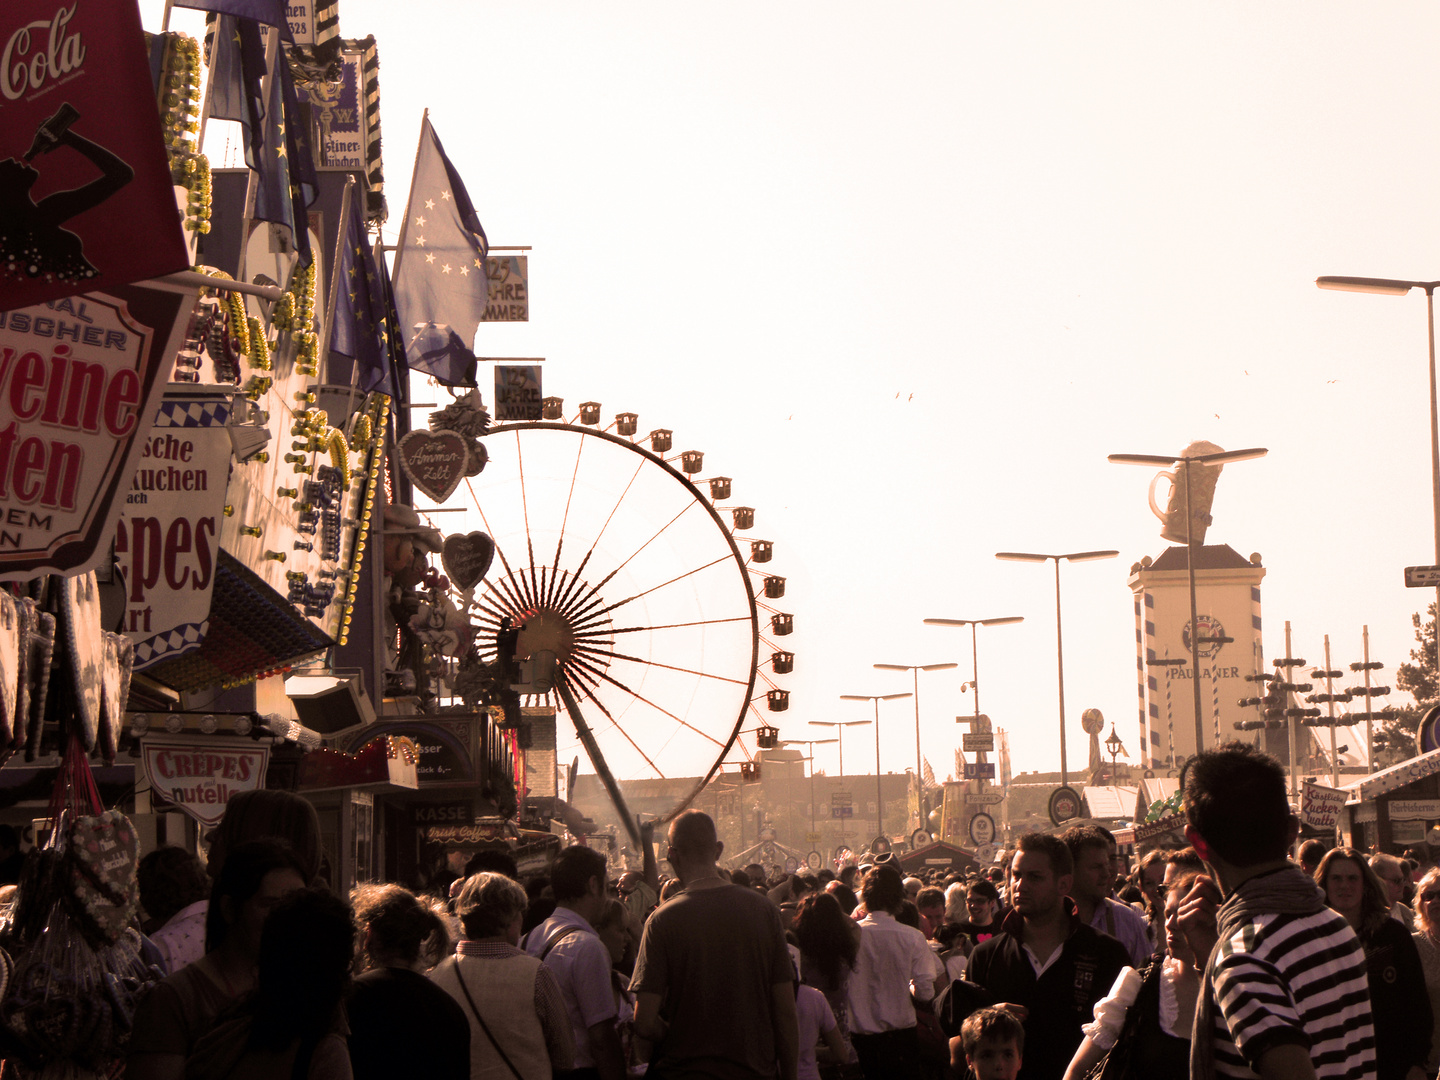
[{"left": 1080, "top": 960, "right": 1162, "bottom": 1080}]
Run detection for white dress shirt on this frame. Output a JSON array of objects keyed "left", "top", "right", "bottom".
[{"left": 845, "top": 910, "right": 936, "bottom": 1035}]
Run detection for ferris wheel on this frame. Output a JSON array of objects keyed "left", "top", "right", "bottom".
[{"left": 463, "top": 402, "right": 792, "bottom": 838}]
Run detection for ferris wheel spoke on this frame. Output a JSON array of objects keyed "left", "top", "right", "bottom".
[
  {"left": 584, "top": 500, "right": 703, "bottom": 601},
  {"left": 587, "top": 554, "right": 736, "bottom": 620},
  {"left": 513, "top": 433, "right": 545, "bottom": 611},
  {"left": 568, "top": 678, "right": 665, "bottom": 777},
  {"left": 583, "top": 647, "right": 751, "bottom": 687},
  {"left": 549, "top": 430, "right": 587, "bottom": 578},
  {"left": 587, "top": 667, "right": 728, "bottom": 748},
  {"left": 598, "top": 616, "right": 756, "bottom": 636}
]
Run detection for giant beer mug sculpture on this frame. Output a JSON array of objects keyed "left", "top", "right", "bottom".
[{"left": 1148, "top": 440, "right": 1224, "bottom": 545}]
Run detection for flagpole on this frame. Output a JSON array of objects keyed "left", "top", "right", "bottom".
[
  {"left": 317, "top": 176, "right": 354, "bottom": 380},
  {"left": 388, "top": 108, "right": 430, "bottom": 294}
]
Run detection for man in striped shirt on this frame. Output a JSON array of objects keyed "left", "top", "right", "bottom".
[{"left": 1178, "top": 743, "right": 1376, "bottom": 1080}]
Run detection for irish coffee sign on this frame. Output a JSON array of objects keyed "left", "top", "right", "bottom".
[{"left": 0, "top": 281, "right": 191, "bottom": 579}]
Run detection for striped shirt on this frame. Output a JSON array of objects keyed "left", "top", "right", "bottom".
[{"left": 1208, "top": 906, "right": 1376, "bottom": 1079}]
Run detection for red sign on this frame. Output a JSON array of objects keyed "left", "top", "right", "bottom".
[
  {"left": 0, "top": 280, "right": 193, "bottom": 578},
  {"left": 140, "top": 735, "right": 270, "bottom": 827},
  {"left": 0, "top": 0, "right": 190, "bottom": 312}
]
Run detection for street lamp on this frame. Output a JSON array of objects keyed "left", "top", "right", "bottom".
[
  {"left": 921, "top": 617, "right": 1024, "bottom": 720},
  {"left": 1317, "top": 275, "right": 1440, "bottom": 682},
  {"left": 1108, "top": 447, "right": 1266, "bottom": 756},
  {"left": 1104, "top": 723, "right": 1127, "bottom": 783},
  {"left": 838, "top": 692, "right": 911, "bottom": 842},
  {"left": 994, "top": 550, "right": 1119, "bottom": 789},
  {"left": 872, "top": 662, "right": 958, "bottom": 822},
  {"left": 808, "top": 719, "right": 871, "bottom": 778},
  {"left": 780, "top": 738, "right": 837, "bottom": 839}
]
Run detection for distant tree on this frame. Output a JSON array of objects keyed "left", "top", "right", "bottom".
[{"left": 1381, "top": 603, "right": 1438, "bottom": 759}]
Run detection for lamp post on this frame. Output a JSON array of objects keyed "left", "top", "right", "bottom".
[
  {"left": 872, "top": 662, "right": 958, "bottom": 823},
  {"left": 839, "top": 693, "right": 911, "bottom": 842},
  {"left": 1108, "top": 448, "right": 1266, "bottom": 757},
  {"left": 994, "top": 551, "right": 1119, "bottom": 789},
  {"left": 1316, "top": 275, "right": 1440, "bottom": 682},
  {"left": 1104, "top": 723, "right": 1126, "bottom": 784},
  {"left": 780, "top": 738, "right": 837, "bottom": 838},
  {"left": 921, "top": 617, "right": 1024, "bottom": 721},
  {"left": 808, "top": 720, "right": 870, "bottom": 779}
]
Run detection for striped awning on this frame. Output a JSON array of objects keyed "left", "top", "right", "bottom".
[{"left": 1344, "top": 749, "right": 1440, "bottom": 802}]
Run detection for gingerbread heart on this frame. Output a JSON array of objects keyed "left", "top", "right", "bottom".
[
  {"left": 442, "top": 531, "right": 495, "bottom": 590},
  {"left": 67, "top": 811, "right": 138, "bottom": 944},
  {"left": 397, "top": 429, "right": 470, "bottom": 502}
]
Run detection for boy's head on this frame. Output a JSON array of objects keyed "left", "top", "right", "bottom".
[{"left": 955, "top": 1007, "right": 1024, "bottom": 1080}]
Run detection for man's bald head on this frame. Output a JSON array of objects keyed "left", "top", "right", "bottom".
[
  {"left": 666, "top": 810, "right": 724, "bottom": 882},
  {"left": 668, "top": 810, "right": 718, "bottom": 857}
]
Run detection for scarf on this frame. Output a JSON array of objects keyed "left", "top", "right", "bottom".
[{"left": 1188, "top": 865, "right": 1325, "bottom": 1079}]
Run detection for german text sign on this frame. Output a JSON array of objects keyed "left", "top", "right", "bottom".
[
  {"left": 140, "top": 735, "right": 270, "bottom": 828},
  {"left": 0, "top": 282, "right": 192, "bottom": 578},
  {"left": 1300, "top": 781, "right": 1346, "bottom": 830}
]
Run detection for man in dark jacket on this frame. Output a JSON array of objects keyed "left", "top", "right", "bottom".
[{"left": 964, "top": 833, "right": 1129, "bottom": 1080}]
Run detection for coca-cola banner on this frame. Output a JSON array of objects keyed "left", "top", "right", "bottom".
[
  {"left": 114, "top": 391, "right": 232, "bottom": 669},
  {"left": 0, "top": 280, "right": 193, "bottom": 579},
  {"left": 0, "top": 0, "right": 190, "bottom": 313}
]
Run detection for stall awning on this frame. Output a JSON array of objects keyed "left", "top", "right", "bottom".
[
  {"left": 1343, "top": 749, "right": 1440, "bottom": 803},
  {"left": 1082, "top": 785, "right": 1139, "bottom": 820},
  {"left": 297, "top": 735, "right": 419, "bottom": 793},
  {"left": 1140, "top": 777, "right": 1178, "bottom": 808}
]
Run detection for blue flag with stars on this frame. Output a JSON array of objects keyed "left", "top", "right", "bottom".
[
  {"left": 392, "top": 117, "right": 489, "bottom": 387},
  {"left": 329, "top": 184, "right": 391, "bottom": 392},
  {"left": 253, "top": 49, "right": 318, "bottom": 265},
  {"left": 206, "top": 14, "right": 266, "bottom": 169}
]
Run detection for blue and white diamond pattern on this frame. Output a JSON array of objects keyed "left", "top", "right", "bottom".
[{"left": 133, "top": 620, "right": 209, "bottom": 671}]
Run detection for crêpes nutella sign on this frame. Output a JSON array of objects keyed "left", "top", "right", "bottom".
[{"left": 140, "top": 735, "right": 270, "bottom": 827}]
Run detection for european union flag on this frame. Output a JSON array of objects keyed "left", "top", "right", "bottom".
[
  {"left": 391, "top": 117, "right": 489, "bottom": 387},
  {"left": 173, "top": 0, "right": 292, "bottom": 40},
  {"left": 206, "top": 14, "right": 266, "bottom": 169},
  {"left": 253, "top": 49, "right": 318, "bottom": 266},
  {"left": 328, "top": 184, "right": 390, "bottom": 392}
]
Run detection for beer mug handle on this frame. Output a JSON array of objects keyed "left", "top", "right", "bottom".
[{"left": 1148, "top": 470, "right": 1175, "bottom": 523}]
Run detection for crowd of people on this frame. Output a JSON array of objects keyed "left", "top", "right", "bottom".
[{"left": 112, "top": 744, "right": 1440, "bottom": 1080}]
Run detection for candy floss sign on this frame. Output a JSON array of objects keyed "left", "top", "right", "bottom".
[
  {"left": 140, "top": 735, "right": 270, "bottom": 828},
  {"left": 0, "top": 281, "right": 192, "bottom": 579},
  {"left": 1300, "top": 781, "right": 1347, "bottom": 830}
]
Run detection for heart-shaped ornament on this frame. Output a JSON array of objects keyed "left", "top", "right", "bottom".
[
  {"left": 67, "top": 810, "right": 138, "bottom": 945},
  {"left": 398, "top": 430, "right": 470, "bottom": 502},
  {"left": 442, "top": 532, "right": 495, "bottom": 591}
]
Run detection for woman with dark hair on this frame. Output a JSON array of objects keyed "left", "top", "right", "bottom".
[
  {"left": 1316, "top": 847, "right": 1431, "bottom": 1080},
  {"left": 206, "top": 789, "right": 323, "bottom": 885},
  {"left": 347, "top": 884, "right": 469, "bottom": 1080},
  {"left": 795, "top": 891, "right": 862, "bottom": 1073},
  {"left": 129, "top": 840, "right": 309, "bottom": 1080},
  {"left": 1062, "top": 868, "right": 1208, "bottom": 1080},
  {"left": 185, "top": 888, "right": 355, "bottom": 1079}
]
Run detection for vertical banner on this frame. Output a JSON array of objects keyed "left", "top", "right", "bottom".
[
  {"left": 114, "top": 392, "right": 232, "bottom": 668},
  {"left": 522, "top": 705, "right": 556, "bottom": 798},
  {"left": 481, "top": 256, "right": 528, "bottom": 322},
  {"left": 0, "top": 281, "right": 194, "bottom": 579},
  {"left": 311, "top": 49, "right": 365, "bottom": 169},
  {"left": 494, "top": 364, "right": 542, "bottom": 421},
  {"left": 0, "top": 0, "right": 190, "bottom": 312}
]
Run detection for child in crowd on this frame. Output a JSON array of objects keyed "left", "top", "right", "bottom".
[{"left": 952, "top": 1007, "right": 1023, "bottom": 1080}]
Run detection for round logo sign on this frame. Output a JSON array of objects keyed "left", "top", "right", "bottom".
[
  {"left": 806, "top": 850, "right": 822, "bottom": 871},
  {"left": 1049, "top": 785, "right": 1082, "bottom": 827},
  {"left": 1182, "top": 614, "right": 1228, "bottom": 660},
  {"left": 911, "top": 829, "right": 933, "bottom": 849},
  {"left": 976, "top": 843, "right": 998, "bottom": 865},
  {"left": 968, "top": 812, "right": 996, "bottom": 847}
]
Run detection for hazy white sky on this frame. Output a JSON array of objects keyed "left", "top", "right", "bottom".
[{"left": 150, "top": 2, "right": 1440, "bottom": 784}]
